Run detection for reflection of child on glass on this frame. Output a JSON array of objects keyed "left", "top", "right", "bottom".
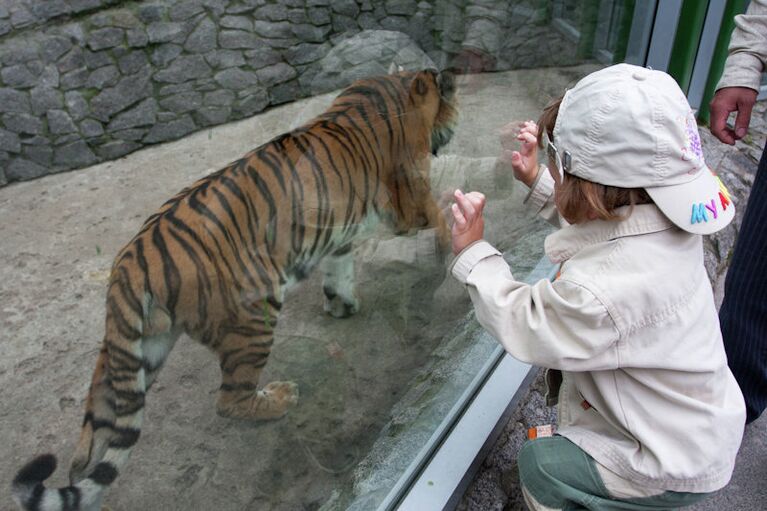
[{"left": 450, "top": 64, "right": 745, "bottom": 510}]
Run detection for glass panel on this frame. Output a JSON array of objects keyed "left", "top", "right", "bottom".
[{"left": 0, "top": 2, "right": 655, "bottom": 511}]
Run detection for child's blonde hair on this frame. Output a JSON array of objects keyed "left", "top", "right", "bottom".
[{"left": 537, "top": 96, "right": 653, "bottom": 224}]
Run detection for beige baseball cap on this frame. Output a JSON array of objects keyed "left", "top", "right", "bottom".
[{"left": 553, "top": 63, "right": 734, "bottom": 235}]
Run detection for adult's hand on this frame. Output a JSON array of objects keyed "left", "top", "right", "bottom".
[{"left": 710, "top": 86, "right": 759, "bottom": 145}]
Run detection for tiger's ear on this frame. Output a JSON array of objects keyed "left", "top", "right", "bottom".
[
  {"left": 388, "top": 62, "right": 405, "bottom": 75},
  {"left": 409, "top": 70, "right": 436, "bottom": 100}
]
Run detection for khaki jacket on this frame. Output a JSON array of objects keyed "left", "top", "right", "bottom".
[
  {"left": 450, "top": 170, "right": 745, "bottom": 492},
  {"left": 717, "top": 0, "right": 767, "bottom": 91}
]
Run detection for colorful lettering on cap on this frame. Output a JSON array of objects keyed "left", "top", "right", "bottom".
[{"left": 691, "top": 173, "right": 732, "bottom": 225}]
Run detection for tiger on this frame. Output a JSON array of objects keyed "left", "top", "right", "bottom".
[{"left": 11, "top": 68, "right": 458, "bottom": 511}]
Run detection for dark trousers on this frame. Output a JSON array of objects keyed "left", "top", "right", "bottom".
[{"left": 719, "top": 144, "right": 767, "bottom": 424}]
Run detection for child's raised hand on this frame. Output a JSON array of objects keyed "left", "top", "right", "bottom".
[
  {"left": 498, "top": 120, "right": 540, "bottom": 187},
  {"left": 451, "top": 189, "right": 486, "bottom": 255}
]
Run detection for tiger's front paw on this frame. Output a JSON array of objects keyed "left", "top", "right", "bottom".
[
  {"left": 323, "top": 286, "right": 360, "bottom": 318},
  {"left": 217, "top": 381, "right": 299, "bottom": 420}
]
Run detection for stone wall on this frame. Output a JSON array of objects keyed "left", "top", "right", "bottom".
[{"left": 0, "top": 0, "right": 588, "bottom": 187}]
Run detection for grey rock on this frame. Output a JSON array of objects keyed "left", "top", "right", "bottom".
[
  {"left": 269, "top": 79, "right": 300, "bottom": 105},
  {"left": 2, "top": 43, "right": 39, "bottom": 66},
  {"left": 64, "top": 91, "right": 89, "bottom": 121},
  {"left": 194, "top": 106, "right": 230, "bottom": 126},
  {"left": 158, "top": 82, "right": 195, "bottom": 96},
  {"left": 256, "top": 62, "right": 297, "bottom": 87},
  {"left": 0, "top": 127, "right": 21, "bottom": 153},
  {"left": 225, "top": 2, "right": 258, "bottom": 14},
  {"left": 48, "top": 109, "right": 78, "bottom": 134},
  {"left": 84, "top": 49, "right": 113, "bottom": 69},
  {"left": 92, "top": 9, "right": 140, "bottom": 29},
  {"left": 244, "top": 47, "right": 283, "bottom": 69},
  {"left": 60, "top": 23, "right": 86, "bottom": 45},
  {"left": 0, "top": 88, "right": 30, "bottom": 113},
  {"left": 234, "top": 90, "right": 269, "bottom": 117},
  {"left": 127, "top": 29, "right": 149, "bottom": 48},
  {"left": 31, "top": 88, "right": 63, "bottom": 116},
  {"left": 57, "top": 47, "right": 85, "bottom": 73},
  {"left": 253, "top": 20, "right": 293, "bottom": 39},
  {"left": 332, "top": 0, "right": 360, "bottom": 17},
  {"left": 38, "top": 65, "right": 60, "bottom": 88},
  {"left": 3, "top": 113, "right": 43, "bottom": 134},
  {"left": 332, "top": 14, "right": 359, "bottom": 33},
  {"left": 358, "top": 12, "right": 380, "bottom": 30},
  {"left": 143, "top": 115, "right": 196, "bottom": 143},
  {"left": 90, "top": 71, "right": 152, "bottom": 121},
  {"left": 159, "top": 92, "right": 202, "bottom": 113},
  {"left": 287, "top": 8, "right": 307, "bottom": 24},
  {"left": 23, "top": 144, "right": 53, "bottom": 166},
  {"left": 154, "top": 55, "right": 211, "bottom": 83},
  {"left": 255, "top": 4, "right": 288, "bottom": 21},
  {"left": 307, "top": 7, "right": 331, "bottom": 25},
  {"left": 60, "top": 68, "right": 89, "bottom": 90},
  {"left": 118, "top": 51, "right": 149, "bottom": 74},
  {"left": 54, "top": 139, "right": 97, "bottom": 167},
  {"left": 169, "top": 0, "right": 206, "bottom": 21},
  {"left": 1, "top": 65, "right": 38, "bottom": 88},
  {"left": 96, "top": 140, "right": 141, "bottom": 159},
  {"left": 10, "top": 6, "right": 35, "bottom": 29},
  {"left": 214, "top": 67, "right": 259, "bottom": 90},
  {"left": 147, "top": 22, "right": 186, "bottom": 44},
  {"left": 107, "top": 98, "right": 157, "bottom": 131},
  {"left": 0, "top": 157, "right": 6, "bottom": 185},
  {"left": 0, "top": 5, "right": 8, "bottom": 18},
  {"left": 138, "top": 4, "right": 166, "bottom": 23},
  {"left": 203, "top": 89, "right": 235, "bottom": 106},
  {"left": 386, "top": 0, "right": 418, "bottom": 16},
  {"left": 70, "top": 0, "right": 105, "bottom": 13},
  {"left": 219, "top": 30, "right": 260, "bottom": 49},
  {"left": 285, "top": 43, "right": 330, "bottom": 66},
  {"left": 380, "top": 16, "right": 409, "bottom": 32},
  {"left": 19, "top": 135, "right": 48, "bottom": 146},
  {"left": 220, "top": 16, "right": 252, "bottom": 31},
  {"left": 86, "top": 65, "right": 120, "bottom": 88},
  {"left": 293, "top": 23, "right": 332, "bottom": 43},
  {"left": 107, "top": 98, "right": 157, "bottom": 132},
  {"left": 88, "top": 27, "right": 125, "bottom": 50},
  {"left": 204, "top": 49, "right": 245, "bottom": 69},
  {"left": 54, "top": 133, "right": 81, "bottom": 145},
  {"left": 0, "top": 20, "right": 11, "bottom": 36},
  {"left": 194, "top": 78, "right": 218, "bottom": 92},
  {"left": 111, "top": 128, "right": 146, "bottom": 141},
  {"left": 80, "top": 118, "right": 104, "bottom": 138},
  {"left": 151, "top": 44, "right": 183, "bottom": 67},
  {"left": 185, "top": 17, "right": 217, "bottom": 53},
  {"left": 7, "top": 158, "right": 47, "bottom": 181},
  {"left": 156, "top": 112, "right": 177, "bottom": 122},
  {"left": 41, "top": 36, "right": 73, "bottom": 63}
]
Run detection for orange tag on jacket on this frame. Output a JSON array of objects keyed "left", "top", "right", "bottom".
[{"left": 527, "top": 424, "right": 555, "bottom": 439}]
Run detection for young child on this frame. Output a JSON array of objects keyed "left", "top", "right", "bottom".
[{"left": 450, "top": 64, "right": 746, "bottom": 510}]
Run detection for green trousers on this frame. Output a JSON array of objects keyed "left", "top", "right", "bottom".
[{"left": 517, "top": 436, "right": 712, "bottom": 510}]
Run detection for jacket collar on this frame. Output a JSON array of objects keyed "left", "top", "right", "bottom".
[{"left": 545, "top": 204, "right": 677, "bottom": 263}]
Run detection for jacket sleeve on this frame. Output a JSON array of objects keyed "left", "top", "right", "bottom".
[
  {"left": 523, "top": 165, "right": 563, "bottom": 228},
  {"left": 450, "top": 241, "right": 620, "bottom": 371},
  {"left": 717, "top": 0, "right": 767, "bottom": 91}
]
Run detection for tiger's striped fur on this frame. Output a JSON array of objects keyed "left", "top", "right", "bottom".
[{"left": 12, "top": 69, "right": 457, "bottom": 511}]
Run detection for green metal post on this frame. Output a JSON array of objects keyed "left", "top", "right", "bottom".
[
  {"left": 667, "top": 0, "right": 710, "bottom": 91},
  {"left": 611, "top": 0, "right": 637, "bottom": 64},
  {"left": 697, "top": 0, "right": 749, "bottom": 124}
]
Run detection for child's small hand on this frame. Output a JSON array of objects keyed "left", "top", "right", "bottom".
[
  {"left": 498, "top": 120, "right": 540, "bottom": 187},
  {"left": 451, "top": 189, "right": 486, "bottom": 255}
]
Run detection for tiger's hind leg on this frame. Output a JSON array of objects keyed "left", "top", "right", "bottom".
[
  {"left": 214, "top": 304, "right": 299, "bottom": 420},
  {"left": 321, "top": 243, "right": 359, "bottom": 318}
]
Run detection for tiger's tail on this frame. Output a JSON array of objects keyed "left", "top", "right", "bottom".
[{"left": 12, "top": 265, "right": 171, "bottom": 511}]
